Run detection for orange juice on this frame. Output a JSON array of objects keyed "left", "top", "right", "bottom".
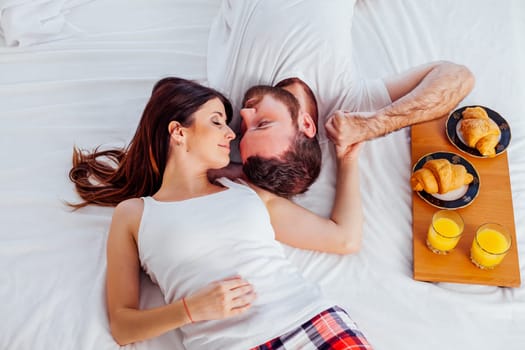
[
  {"left": 427, "top": 217, "right": 462, "bottom": 253},
  {"left": 471, "top": 227, "right": 511, "bottom": 269}
]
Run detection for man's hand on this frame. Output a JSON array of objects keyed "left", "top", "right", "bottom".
[{"left": 325, "top": 110, "right": 372, "bottom": 160}]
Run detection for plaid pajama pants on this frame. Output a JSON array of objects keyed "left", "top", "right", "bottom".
[{"left": 252, "top": 306, "right": 372, "bottom": 349}]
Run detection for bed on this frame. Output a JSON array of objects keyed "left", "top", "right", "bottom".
[{"left": 1, "top": 0, "right": 523, "bottom": 349}]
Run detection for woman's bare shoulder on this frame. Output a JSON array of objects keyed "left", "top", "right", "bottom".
[
  {"left": 112, "top": 198, "right": 144, "bottom": 231},
  {"left": 115, "top": 198, "right": 144, "bottom": 213}
]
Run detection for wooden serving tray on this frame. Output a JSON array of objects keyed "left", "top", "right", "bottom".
[{"left": 411, "top": 116, "right": 521, "bottom": 287}]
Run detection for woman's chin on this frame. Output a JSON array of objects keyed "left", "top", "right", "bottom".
[{"left": 212, "top": 159, "right": 230, "bottom": 170}]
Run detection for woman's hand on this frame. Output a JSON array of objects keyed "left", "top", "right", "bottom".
[
  {"left": 325, "top": 110, "right": 369, "bottom": 161},
  {"left": 184, "top": 276, "right": 256, "bottom": 322}
]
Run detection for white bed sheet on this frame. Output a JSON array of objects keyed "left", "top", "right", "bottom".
[{"left": 0, "top": 1, "right": 523, "bottom": 349}]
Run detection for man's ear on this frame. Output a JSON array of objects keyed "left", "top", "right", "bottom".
[
  {"left": 298, "top": 112, "right": 317, "bottom": 138},
  {"left": 168, "top": 121, "right": 185, "bottom": 144}
]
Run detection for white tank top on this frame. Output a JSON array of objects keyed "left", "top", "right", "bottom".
[{"left": 138, "top": 178, "right": 332, "bottom": 349}]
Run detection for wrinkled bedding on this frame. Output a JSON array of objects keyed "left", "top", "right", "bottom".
[{"left": 0, "top": 1, "right": 523, "bottom": 349}]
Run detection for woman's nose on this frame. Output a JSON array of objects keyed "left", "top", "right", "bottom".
[{"left": 225, "top": 126, "right": 236, "bottom": 140}]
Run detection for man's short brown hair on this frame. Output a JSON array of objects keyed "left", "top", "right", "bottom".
[
  {"left": 275, "top": 77, "right": 318, "bottom": 124},
  {"left": 241, "top": 85, "right": 321, "bottom": 197}
]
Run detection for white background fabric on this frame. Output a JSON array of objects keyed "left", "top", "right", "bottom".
[
  {"left": 0, "top": 0, "right": 94, "bottom": 46},
  {"left": 0, "top": 0, "right": 524, "bottom": 349}
]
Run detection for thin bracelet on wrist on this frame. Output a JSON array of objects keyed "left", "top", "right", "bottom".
[{"left": 182, "top": 297, "right": 194, "bottom": 323}]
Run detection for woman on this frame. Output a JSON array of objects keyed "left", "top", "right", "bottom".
[{"left": 69, "top": 77, "right": 371, "bottom": 349}]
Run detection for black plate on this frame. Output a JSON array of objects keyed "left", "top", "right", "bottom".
[
  {"left": 446, "top": 105, "right": 511, "bottom": 158},
  {"left": 412, "top": 151, "right": 480, "bottom": 209}
]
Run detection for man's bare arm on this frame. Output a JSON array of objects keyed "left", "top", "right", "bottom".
[
  {"left": 381, "top": 61, "right": 475, "bottom": 131},
  {"left": 335, "top": 61, "right": 475, "bottom": 145}
]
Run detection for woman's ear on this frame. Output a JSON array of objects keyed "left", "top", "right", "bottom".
[
  {"left": 298, "top": 112, "right": 317, "bottom": 138},
  {"left": 168, "top": 121, "right": 185, "bottom": 144}
]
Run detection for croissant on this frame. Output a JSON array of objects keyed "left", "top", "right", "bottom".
[
  {"left": 460, "top": 119, "right": 500, "bottom": 147},
  {"left": 460, "top": 107, "right": 500, "bottom": 156},
  {"left": 476, "top": 134, "right": 499, "bottom": 157},
  {"left": 411, "top": 158, "right": 474, "bottom": 194},
  {"left": 411, "top": 168, "right": 438, "bottom": 194},
  {"left": 462, "top": 106, "right": 490, "bottom": 121}
]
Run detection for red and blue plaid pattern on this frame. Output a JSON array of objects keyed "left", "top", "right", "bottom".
[{"left": 252, "top": 306, "right": 372, "bottom": 349}]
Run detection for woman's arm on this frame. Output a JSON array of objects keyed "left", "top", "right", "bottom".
[
  {"left": 106, "top": 199, "right": 188, "bottom": 345},
  {"left": 106, "top": 199, "right": 256, "bottom": 345},
  {"left": 253, "top": 112, "right": 363, "bottom": 255}
]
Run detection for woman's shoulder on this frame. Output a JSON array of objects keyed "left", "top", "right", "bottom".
[
  {"left": 113, "top": 198, "right": 144, "bottom": 223},
  {"left": 109, "top": 198, "right": 145, "bottom": 241},
  {"left": 115, "top": 197, "right": 144, "bottom": 212}
]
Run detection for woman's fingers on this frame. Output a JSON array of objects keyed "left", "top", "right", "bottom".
[
  {"left": 230, "top": 284, "right": 254, "bottom": 298},
  {"left": 231, "top": 286, "right": 256, "bottom": 307},
  {"left": 325, "top": 111, "right": 348, "bottom": 145},
  {"left": 324, "top": 117, "right": 339, "bottom": 144},
  {"left": 217, "top": 278, "right": 256, "bottom": 312},
  {"left": 216, "top": 275, "right": 255, "bottom": 290},
  {"left": 219, "top": 274, "right": 243, "bottom": 282},
  {"left": 228, "top": 303, "right": 253, "bottom": 317},
  {"left": 186, "top": 276, "right": 257, "bottom": 321},
  {"left": 233, "top": 292, "right": 257, "bottom": 308},
  {"left": 219, "top": 279, "right": 256, "bottom": 303}
]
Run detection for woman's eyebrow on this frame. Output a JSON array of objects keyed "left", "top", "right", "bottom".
[{"left": 212, "top": 111, "right": 226, "bottom": 119}]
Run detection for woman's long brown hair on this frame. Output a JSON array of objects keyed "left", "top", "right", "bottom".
[{"left": 69, "top": 77, "right": 232, "bottom": 209}]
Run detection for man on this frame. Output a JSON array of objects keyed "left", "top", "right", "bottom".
[
  {"left": 239, "top": 84, "right": 323, "bottom": 197},
  {"left": 207, "top": 0, "right": 474, "bottom": 199},
  {"left": 238, "top": 62, "right": 474, "bottom": 196}
]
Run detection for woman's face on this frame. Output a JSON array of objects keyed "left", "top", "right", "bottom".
[{"left": 184, "top": 98, "right": 235, "bottom": 169}]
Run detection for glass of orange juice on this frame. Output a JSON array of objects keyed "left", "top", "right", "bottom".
[
  {"left": 426, "top": 210, "right": 464, "bottom": 255},
  {"left": 470, "top": 223, "right": 511, "bottom": 269}
]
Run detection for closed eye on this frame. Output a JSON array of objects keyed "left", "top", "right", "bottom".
[
  {"left": 212, "top": 117, "right": 227, "bottom": 127},
  {"left": 211, "top": 111, "right": 227, "bottom": 126},
  {"left": 257, "top": 120, "right": 270, "bottom": 128}
]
